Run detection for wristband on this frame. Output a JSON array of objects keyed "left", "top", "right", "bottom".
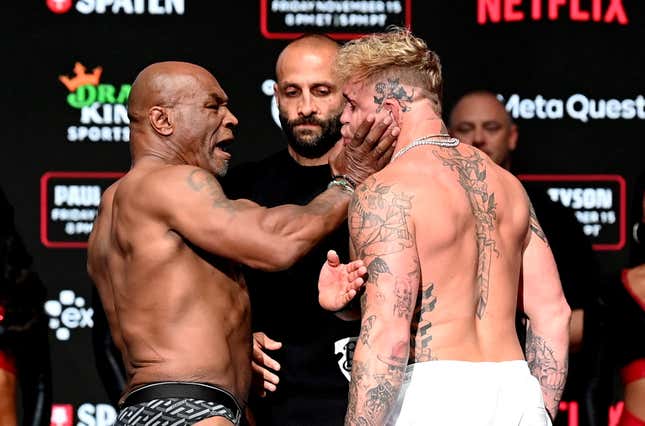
[
  {"left": 334, "top": 174, "right": 357, "bottom": 189},
  {"left": 328, "top": 176, "right": 355, "bottom": 194}
]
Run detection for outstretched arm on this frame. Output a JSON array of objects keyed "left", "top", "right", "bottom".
[
  {"left": 150, "top": 116, "right": 398, "bottom": 271},
  {"left": 345, "top": 178, "right": 419, "bottom": 426},
  {"left": 521, "top": 198, "right": 571, "bottom": 420}
]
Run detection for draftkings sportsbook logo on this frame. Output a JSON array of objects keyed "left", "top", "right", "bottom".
[
  {"left": 45, "top": 290, "right": 94, "bottom": 341},
  {"left": 59, "top": 62, "right": 130, "bottom": 143},
  {"left": 46, "top": 0, "right": 185, "bottom": 15}
]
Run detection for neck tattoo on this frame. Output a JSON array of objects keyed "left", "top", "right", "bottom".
[{"left": 391, "top": 133, "right": 460, "bottom": 162}]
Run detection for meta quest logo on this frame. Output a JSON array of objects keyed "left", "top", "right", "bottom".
[{"left": 59, "top": 62, "right": 131, "bottom": 143}]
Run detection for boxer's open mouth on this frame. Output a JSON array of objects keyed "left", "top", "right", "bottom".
[{"left": 216, "top": 139, "right": 234, "bottom": 153}]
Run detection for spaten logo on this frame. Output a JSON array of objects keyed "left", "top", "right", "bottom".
[
  {"left": 47, "top": 0, "right": 185, "bottom": 15},
  {"left": 44, "top": 290, "right": 94, "bottom": 341}
]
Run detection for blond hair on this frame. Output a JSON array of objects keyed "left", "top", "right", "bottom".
[{"left": 335, "top": 27, "right": 443, "bottom": 111}]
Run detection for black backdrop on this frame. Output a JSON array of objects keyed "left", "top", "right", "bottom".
[{"left": 3, "top": 1, "right": 644, "bottom": 425}]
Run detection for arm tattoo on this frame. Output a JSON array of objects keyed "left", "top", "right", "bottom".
[
  {"left": 365, "top": 257, "right": 390, "bottom": 284},
  {"left": 373, "top": 78, "right": 414, "bottom": 112},
  {"left": 434, "top": 149, "right": 498, "bottom": 319},
  {"left": 186, "top": 169, "right": 235, "bottom": 212},
  {"left": 347, "top": 179, "right": 417, "bottom": 426},
  {"left": 525, "top": 325, "right": 568, "bottom": 418},
  {"left": 349, "top": 180, "right": 414, "bottom": 260},
  {"left": 346, "top": 346, "right": 408, "bottom": 426},
  {"left": 393, "top": 279, "right": 413, "bottom": 319},
  {"left": 359, "top": 315, "right": 377, "bottom": 347},
  {"left": 528, "top": 200, "right": 549, "bottom": 245}
]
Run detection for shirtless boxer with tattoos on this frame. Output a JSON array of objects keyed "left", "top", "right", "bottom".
[
  {"left": 87, "top": 61, "right": 396, "bottom": 425},
  {"left": 320, "top": 28, "right": 571, "bottom": 425}
]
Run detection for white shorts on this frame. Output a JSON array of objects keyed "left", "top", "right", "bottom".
[{"left": 389, "top": 360, "right": 552, "bottom": 426}]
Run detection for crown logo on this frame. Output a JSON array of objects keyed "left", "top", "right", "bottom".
[{"left": 59, "top": 62, "right": 103, "bottom": 92}]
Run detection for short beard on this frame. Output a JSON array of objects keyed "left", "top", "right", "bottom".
[
  {"left": 213, "top": 160, "right": 229, "bottom": 177},
  {"left": 279, "top": 112, "right": 342, "bottom": 159}
]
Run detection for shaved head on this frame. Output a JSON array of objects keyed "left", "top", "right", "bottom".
[
  {"left": 276, "top": 34, "right": 340, "bottom": 81},
  {"left": 273, "top": 34, "right": 344, "bottom": 162},
  {"left": 126, "top": 61, "right": 237, "bottom": 176},
  {"left": 449, "top": 90, "right": 517, "bottom": 169},
  {"left": 128, "top": 61, "right": 215, "bottom": 124},
  {"left": 449, "top": 91, "right": 511, "bottom": 128}
]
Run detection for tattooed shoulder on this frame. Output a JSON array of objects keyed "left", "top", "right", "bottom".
[
  {"left": 528, "top": 200, "right": 548, "bottom": 245},
  {"left": 186, "top": 168, "right": 235, "bottom": 212}
]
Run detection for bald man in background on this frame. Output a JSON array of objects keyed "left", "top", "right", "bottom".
[
  {"left": 223, "top": 34, "right": 360, "bottom": 425},
  {"left": 449, "top": 90, "right": 610, "bottom": 426}
]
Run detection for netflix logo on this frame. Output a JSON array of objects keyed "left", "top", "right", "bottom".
[{"left": 477, "top": 0, "right": 628, "bottom": 25}]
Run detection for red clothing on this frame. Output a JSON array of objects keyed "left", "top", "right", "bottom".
[
  {"left": 0, "top": 349, "right": 16, "bottom": 375},
  {"left": 619, "top": 407, "right": 645, "bottom": 426}
]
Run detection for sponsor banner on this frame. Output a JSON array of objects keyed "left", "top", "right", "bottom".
[
  {"left": 334, "top": 336, "right": 357, "bottom": 381},
  {"left": 59, "top": 62, "right": 131, "bottom": 143},
  {"left": 45, "top": 289, "right": 94, "bottom": 341},
  {"left": 51, "top": 404, "right": 74, "bottom": 426},
  {"left": 51, "top": 403, "right": 117, "bottom": 426},
  {"left": 558, "top": 400, "right": 625, "bottom": 426},
  {"left": 260, "top": 0, "right": 412, "bottom": 39},
  {"left": 477, "top": 0, "right": 628, "bottom": 25},
  {"left": 46, "top": 0, "right": 185, "bottom": 15},
  {"left": 499, "top": 93, "right": 645, "bottom": 122},
  {"left": 40, "top": 172, "right": 123, "bottom": 248},
  {"left": 519, "top": 174, "right": 626, "bottom": 251}
]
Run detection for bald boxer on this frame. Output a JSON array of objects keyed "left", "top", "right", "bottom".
[
  {"left": 87, "top": 61, "right": 397, "bottom": 425},
  {"left": 321, "top": 28, "right": 571, "bottom": 425}
]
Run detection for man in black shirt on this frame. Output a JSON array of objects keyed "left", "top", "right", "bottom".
[{"left": 224, "top": 34, "right": 358, "bottom": 425}]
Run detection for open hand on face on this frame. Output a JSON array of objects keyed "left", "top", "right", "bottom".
[
  {"left": 318, "top": 250, "right": 367, "bottom": 312},
  {"left": 329, "top": 114, "right": 400, "bottom": 186}
]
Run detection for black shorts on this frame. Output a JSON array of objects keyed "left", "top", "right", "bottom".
[{"left": 116, "top": 382, "right": 242, "bottom": 425}]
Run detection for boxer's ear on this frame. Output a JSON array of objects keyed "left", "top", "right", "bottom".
[
  {"left": 382, "top": 101, "right": 401, "bottom": 125},
  {"left": 149, "top": 106, "right": 173, "bottom": 136}
]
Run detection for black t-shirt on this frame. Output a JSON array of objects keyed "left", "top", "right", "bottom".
[{"left": 223, "top": 150, "right": 359, "bottom": 426}]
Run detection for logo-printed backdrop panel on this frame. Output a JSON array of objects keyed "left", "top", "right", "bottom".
[{"left": 3, "top": 1, "right": 643, "bottom": 424}]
